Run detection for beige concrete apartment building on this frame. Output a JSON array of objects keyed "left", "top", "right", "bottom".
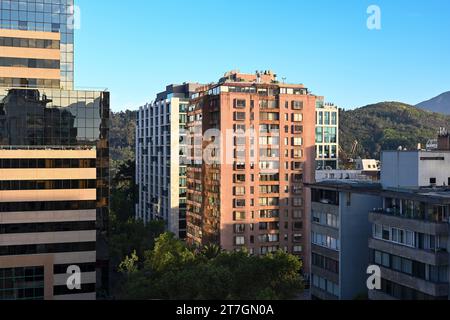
[{"left": 186, "top": 70, "right": 319, "bottom": 272}]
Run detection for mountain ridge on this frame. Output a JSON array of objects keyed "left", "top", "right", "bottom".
[
  {"left": 416, "top": 91, "right": 450, "bottom": 114},
  {"left": 340, "top": 101, "right": 450, "bottom": 159}
]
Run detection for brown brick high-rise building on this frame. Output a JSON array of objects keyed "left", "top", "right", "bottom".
[{"left": 186, "top": 70, "right": 319, "bottom": 273}]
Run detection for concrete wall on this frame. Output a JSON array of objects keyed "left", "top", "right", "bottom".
[
  {"left": 417, "top": 152, "right": 450, "bottom": 187},
  {"left": 381, "top": 151, "right": 450, "bottom": 188},
  {"left": 169, "top": 98, "right": 181, "bottom": 237},
  {"left": 340, "top": 192, "right": 382, "bottom": 300},
  {"left": 381, "top": 151, "right": 418, "bottom": 188}
]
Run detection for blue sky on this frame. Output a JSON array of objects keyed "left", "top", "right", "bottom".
[{"left": 75, "top": 0, "right": 450, "bottom": 112}]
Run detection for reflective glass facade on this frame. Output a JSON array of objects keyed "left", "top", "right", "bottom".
[
  {"left": 0, "top": 88, "right": 107, "bottom": 146},
  {"left": 0, "top": 0, "right": 75, "bottom": 89},
  {"left": 0, "top": 266, "right": 44, "bottom": 300},
  {"left": 0, "top": 87, "right": 110, "bottom": 299},
  {"left": 0, "top": 87, "right": 110, "bottom": 224},
  {"left": 315, "top": 103, "right": 339, "bottom": 170}
]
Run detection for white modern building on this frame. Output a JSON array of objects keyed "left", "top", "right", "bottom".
[
  {"left": 136, "top": 83, "right": 202, "bottom": 239},
  {"left": 381, "top": 150, "right": 450, "bottom": 189},
  {"left": 316, "top": 102, "right": 339, "bottom": 170}
]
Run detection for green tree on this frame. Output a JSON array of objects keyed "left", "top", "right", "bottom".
[{"left": 118, "top": 233, "right": 304, "bottom": 300}]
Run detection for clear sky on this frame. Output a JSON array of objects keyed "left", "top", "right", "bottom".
[{"left": 75, "top": 0, "right": 450, "bottom": 112}]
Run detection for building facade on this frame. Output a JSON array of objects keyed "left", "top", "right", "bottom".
[
  {"left": 0, "top": 0, "right": 109, "bottom": 301},
  {"left": 0, "top": 0, "right": 75, "bottom": 90},
  {"left": 308, "top": 179, "right": 382, "bottom": 300},
  {"left": 186, "top": 70, "right": 317, "bottom": 271},
  {"left": 368, "top": 149, "right": 450, "bottom": 300},
  {"left": 315, "top": 102, "right": 338, "bottom": 170},
  {"left": 136, "top": 83, "right": 201, "bottom": 239}
]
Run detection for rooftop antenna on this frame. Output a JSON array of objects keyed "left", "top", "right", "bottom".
[{"left": 282, "top": 77, "right": 287, "bottom": 84}]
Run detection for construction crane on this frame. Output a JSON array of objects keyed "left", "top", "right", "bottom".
[{"left": 339, "top": 140, "right": 359, "bottom": 169}]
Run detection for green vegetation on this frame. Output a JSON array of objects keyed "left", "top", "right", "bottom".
[
  {"left": 340, "top": 102, "right": 450, "bottom": 159},
  {"left": 108, "top": 158, "right": 166, "bottom": 298},
  {"left": 118, "top": 233, "right": 304, "bottom": 300},
  {"left": 110, "top": 110, "right": 137, "bottom": 164}
]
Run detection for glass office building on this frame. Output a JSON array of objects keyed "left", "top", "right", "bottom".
[
  {"left": 0, "top": 0, "right": 110, "bottom": 300},
  {"left": 0, "top": 0, "right": 74, "bottom": 89},
  {"left": 0, "top": 87, "right": 109, "bottom": 300}
]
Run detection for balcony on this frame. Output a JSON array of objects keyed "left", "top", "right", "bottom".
[
  {"left": 368, "top": 238, "right": 449, "bottom": 266},
  {"left": 378, "top": 266, "right": 449, "bottom": 297},
  {"left": 369, "top": 210, "right": 449, "bottom": 236}
]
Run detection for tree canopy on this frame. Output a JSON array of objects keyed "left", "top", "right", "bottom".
[{"left": 118, "top": 233, "right": 304, "bottom": 300}]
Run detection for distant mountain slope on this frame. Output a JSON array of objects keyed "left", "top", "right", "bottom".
[
  {"left": 417, "top": 91, "right": 450, "bottom": 114},
  {"left": 110, "top": 102, "right": 450, "bottom": 164},
  {"left": 340, "top": 102, "right": 450, "bottom": 159}
]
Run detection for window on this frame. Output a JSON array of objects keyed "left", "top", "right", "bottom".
[
  {"left": 374, "top": 251, "right": 382, "bottom": 265},
  {"left": 382, "top": 252, "right": 390, "bottom": 267},
  {"left": 234, "top": 112, "right": 246, "bottom": 121},
  {"left": 234, "top": 199, "right": 246, "bottom": 208},
  {"left": 324, "top": 112, "right": 330, "bottom": 125},
  {"left": 235, "top": 162, "right": 245, "bottom": 170},
  {"left": 312, "top": 232, "right": 340, "bottom": 251},
  {"left": 375, "top": 224, "right": 416, "bottom": 248},
  {"left": 234, "top": 186, "right": 245, "bottom": 196},
  {"left": 382, "top": 226, "right": 390, "bottom": 240},
  {"left": 292, "top": 113, "right": 303, "bottom": 122},
  {"left": 331, "top": 112, "right": 337, "bottom": 125},
  {"left": 259, "top": 197, "right": 279, "bottom": 206},
  {"left": 234, "top": 224, "right": 245, "bottom": 233},
  {"left": 292, "top": 137, "right": 303, "bottom": 146},
  {"left": 234, "top": 124, "right": 246, "bottom": 132},
  {"left": 260, "top": 112, "right": 279, "bottom": 121},
  {"left": 235, "top": 236, "right": 245, "bottom": 246},
  {"left": 292, "top": 101, "right": 303, "bottom": 110},
  {"left": 0, "top": 267, "right": 44, "bottom": 300},
  {"left": 293, "top": 210, "right": 302, "bottom": 218},
  {"left": 259, "top": 136, "right": 280, "bottom": 145},
  {"left": 405, "top": 231, "right": 415, "bottom": 247},
  {"left": 430, "top": 178, "right": 437, "bottom": 185},
  {"left": 233, "top": 212, "right": 246, "bottom": 221},
  {"left": 234, "top": 99, "right": 246, "bottom": 108},
  {"left": 293, "top": 197, "right": 303, "bottom": 207},
  {"left": 311, "top": 274, "right": 339, "bottom": 297},
  {"left": 317, "top": 112, "right": 323, "bottom": 125},
  {"left": 293, "top": 149, "right": 302, "bottom": 158},
  {"left": 292, "top": 125, "right": 303, "bottom": 133}
]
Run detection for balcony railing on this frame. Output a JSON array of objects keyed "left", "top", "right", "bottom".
[{"left": 372, "top": 207, "right": 450, "bottom": 224}]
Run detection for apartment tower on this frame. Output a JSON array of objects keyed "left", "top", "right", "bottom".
[
  {"left": 136, "top": 83, "right": 201, "bottom": 239},
  {"left": 0, "top": 0, "right": 109, "bottom": 300},
  {"left": 186, "top": 70, "right": 318, "bottom": 270}
]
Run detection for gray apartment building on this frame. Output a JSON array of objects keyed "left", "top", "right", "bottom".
[
  {"left": 308, "top": 179, "right": 382, "bottom": 300},
  {"left": 308, "top": 132, "right": 450, "bottom": 300},
  {"left": 368, "top": 143, "right": 450, "bottom": 300}
]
